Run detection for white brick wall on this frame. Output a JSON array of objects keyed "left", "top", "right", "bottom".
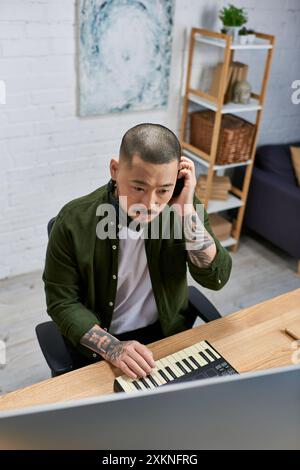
[{"left": 0, "top": 0, "right": 299, "bottom": 280}]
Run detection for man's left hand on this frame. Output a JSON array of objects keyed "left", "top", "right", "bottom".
[{"left": 169, "top": 155, "right": 197, "bottom": 216}]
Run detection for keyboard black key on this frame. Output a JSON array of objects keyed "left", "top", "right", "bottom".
[
  {"left": 165, "top": 366, "right": 177, "bottom": 380},
  {"left": 132, "top": 380, "right": 141, "bottom": 390},
  {"left": 183, "top": 358, "right": 194, "bottom": 372},
  {"left": 140, "top": 378, "right": 150, "bottom": 389},
  {"left": 189, "top": 355, "right": 201, "bottom": 368},
  {"left": 158, "top": 369, "right": 170, "bottom": 383},
  {"left": 199, "top": 351, "right": 209, "bottom": 363},
  {"left": 205, "top": 348, "right": 218, "bottom": 360},
  {"left": 202, "top": 351, "right": 214, "bottom": 362},
  {"left": 176, "top": 361, "right": 188, "bottom": 374},
  {"left": 147, "top": 375, "right": 159, "bottom": 387}
]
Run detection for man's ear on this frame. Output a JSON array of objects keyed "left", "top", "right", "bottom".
[{"left": 110, "top": 158, "right": 119, "bottom": 180}]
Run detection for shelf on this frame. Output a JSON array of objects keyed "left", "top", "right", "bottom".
[
  {"left": 188, "top": 92, "right": 262, "bottom": 114},
  {"left": 206, "top": 194, "right": 244, "bottom": 214},
  {"left": 182, "top": 146, "right": 252, "bottom": 170},
  {"left": 220, "top": 236, "right": 238, "bottom": 248},
  {"left": 194, "top": 33, "right": 273, "bottom": 50}
]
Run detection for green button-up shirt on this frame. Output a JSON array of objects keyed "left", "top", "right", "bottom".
[{"left": 42, "top": 182, "right": 232, "bottom": 360}]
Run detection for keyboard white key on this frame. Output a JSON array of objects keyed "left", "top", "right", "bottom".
[
  {"left": 149, "top": 368, "right": 165, "bottom": 386},
  {"left": 199, "top": 341, "right": 217, "bottom": 362},
  {"left": 155, "top": 360, "right": 170, "bottom": 383},
  {"left": 117, "top": 375, "right": 136, "bottom": 393},
  {"left": 159, "top": 358, "right": 176, "bottom": 380},
  {"left": 172, "top": 351, "right": 189, "bottom": 373},
  {"left": 192, "top": 343, "right": 209, "bottom": 364},
  {"left": 177, "top": 350, "right": 198, "bottom": 370},
  {"left": 205, "top": 343, "right": 221, "bottom": 359},
  {"left": 199, "top": 346, "right": 215, "bottom": 363},
  {"left": 184, "top": 346, "right": 203, "bottom": 368},
  {"left": 163, "top": 355, "right": 185, "bottom": 377},
  {"left": 142, "top": 376, "right": 156, "bottom": 389},
  {"left": 135, "top": 378, "right": 148, "bottom": 391},
  {"left": 188, "top": 345, "right": 207, "bottom": 366}
]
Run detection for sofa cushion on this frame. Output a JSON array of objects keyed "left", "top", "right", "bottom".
[
  {"left": 290, "top": 146, "right": 300, "bottom": 186},
  {"left": 255, "top": 143, "right": 300, "bottom": 184}
]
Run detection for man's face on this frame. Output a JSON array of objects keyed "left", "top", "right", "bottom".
[{"left": 110, "top": 153, "right": 179, "bottom": 223}]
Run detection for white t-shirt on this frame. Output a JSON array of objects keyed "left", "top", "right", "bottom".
[{"left": 109, "top": 225, "right": 158, "bottom": 335}]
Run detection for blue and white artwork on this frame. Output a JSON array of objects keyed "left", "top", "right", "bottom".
[{"left": 79, "top": 0, "right": 174, "bottom": 116}]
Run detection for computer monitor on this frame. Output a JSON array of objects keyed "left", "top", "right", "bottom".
[{"left": 0, "top": 364, "right": 299, "bottom": 450}]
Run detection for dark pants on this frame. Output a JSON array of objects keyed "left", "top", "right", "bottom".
[{"left": 65, "top": 320, "right": 169, "bottom": 370}]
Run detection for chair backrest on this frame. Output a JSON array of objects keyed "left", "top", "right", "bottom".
[
  {"left": 38, "top": 216, "right": 73, "bottom": 377},
  {"left": 47, "top": 217, "right": 56, "bottom": 238}
]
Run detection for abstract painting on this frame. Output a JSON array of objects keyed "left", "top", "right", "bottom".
[{"left": 79, "top": 0, "right": 174, "bottom": 116}]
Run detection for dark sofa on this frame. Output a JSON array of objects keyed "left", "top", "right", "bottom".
[{"left": 243, "top": 142, "right": 300, "bottom": 274}]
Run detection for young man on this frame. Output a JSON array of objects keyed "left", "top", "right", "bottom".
[{"left": 43, "top": 123, "right": 232, "bottom": 380}]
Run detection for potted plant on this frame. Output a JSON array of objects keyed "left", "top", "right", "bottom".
[
  {"left": 219, "top": 4, "right": 248, "bottom": 43},
  {"left": 238, "top": 26, "right": 248, "bottom": 45},
  {"left": 247, "top": 29, "right": 256, "bottom": 44}
]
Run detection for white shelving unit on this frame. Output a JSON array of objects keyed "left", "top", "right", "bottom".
[{"left": 180, "top": 28, "right": 275, "bottom": 250}]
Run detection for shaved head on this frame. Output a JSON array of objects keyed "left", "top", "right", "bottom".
[{"left": 119, "top": 123, "right": 181, "bottom": 165}]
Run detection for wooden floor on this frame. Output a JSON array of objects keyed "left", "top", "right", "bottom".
[{"left": 1, "top": 233, "right": 299, "bottom": 396}]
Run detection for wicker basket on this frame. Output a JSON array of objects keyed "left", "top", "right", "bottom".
[{"left": 190, "top": 110, "right": 255, "bottom": 165}]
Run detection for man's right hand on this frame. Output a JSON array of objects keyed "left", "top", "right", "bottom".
[
  {"left": 80, "top": 324, "right": 156, "bottom": 379},
  {"left": 101, "top": 339, "right": 156, "bottom": 379}
]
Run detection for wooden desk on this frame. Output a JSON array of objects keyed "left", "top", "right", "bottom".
[{"left": 1, "top": 288, "right": 300, "bottom": 413}]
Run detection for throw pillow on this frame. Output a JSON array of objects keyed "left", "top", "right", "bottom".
[{"left": 290, "top": 146, "right": 300, "bottom": 186}]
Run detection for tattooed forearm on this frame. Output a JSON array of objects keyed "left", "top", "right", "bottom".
[
  {"left": 80, "top": 325, "right": 124, "bottom": 361},
  {"left": 187, "top": 249, "right": 215, "bottom": 268},
  {"left": 184, "top": 211, "right": 217, "bottom": 268}
]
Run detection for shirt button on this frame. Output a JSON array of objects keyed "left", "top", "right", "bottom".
[
  {"left": 110, "top": 221, "right": 115, "bottom": 226},
  {"left": 218, "top": 279, "right": 222, "bottom": 284},
  {"left": 112, "top": 245, "right": 117, "bottom": 250},
  {"left": 109, "top": 301, "right": 113, "bottom": 307},
  {"left": 117, "top": 224, "right": 122, "bottom": 229},
  {"left": 92, "top": 353, "right": 97, "bottom": 358},
  {"left": 112, "top": 274, "right": 117, "bottom": 280},
  {"left": 103, "top": 327, "right": 108, "bottom": 331}
]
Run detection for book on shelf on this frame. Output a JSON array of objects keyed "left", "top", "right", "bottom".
[
  {"left": 209, "top": 62, "right": 233, "bottom": 98},
  {"left": 209, "top": 61, "right": 248, "bottom": 103}
]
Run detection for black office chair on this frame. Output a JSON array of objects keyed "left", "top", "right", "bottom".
[{"left": 36, "top": 218, "right": 222, "bottom": 377}]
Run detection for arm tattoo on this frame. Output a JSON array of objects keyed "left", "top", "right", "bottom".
[
  {"left": 187, "top": 249, "right": 215, "bottom": 268},
  {"left": 80, "top": 325, "right": 124, "bottom": 361},
  {"left": 183, "top": 211, "right": 216, "bottom": 268}
]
